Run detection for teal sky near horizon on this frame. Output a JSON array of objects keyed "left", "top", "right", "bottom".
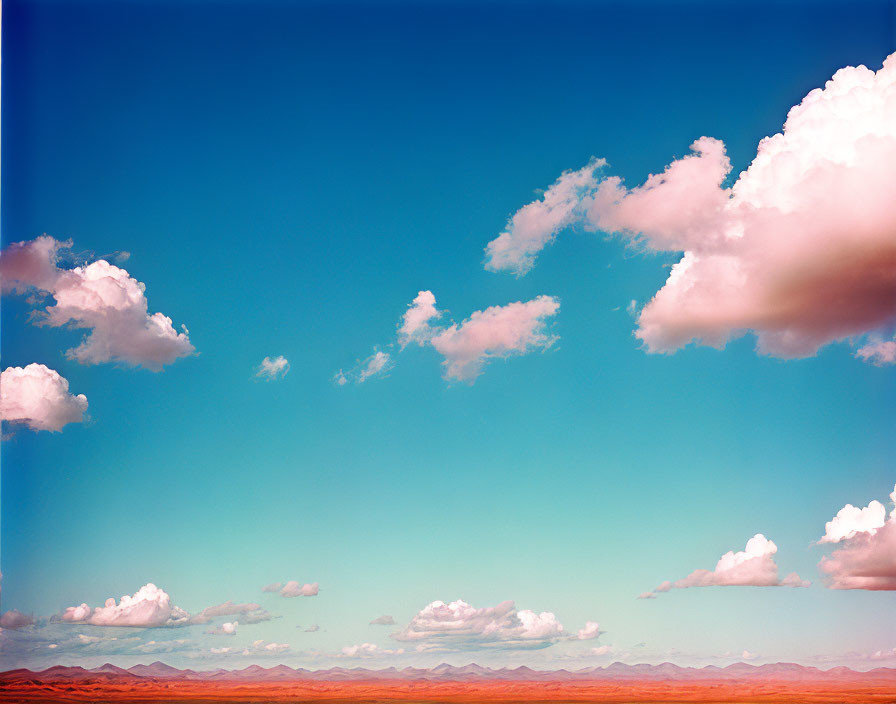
[{"left": 2, "top": 0, "right": 896, "bottom": 670}]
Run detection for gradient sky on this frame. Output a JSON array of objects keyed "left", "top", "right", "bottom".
[{"left": 2, "top": 0, "right": 895, "bottom": 671}]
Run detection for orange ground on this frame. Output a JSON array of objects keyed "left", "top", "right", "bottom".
[{"left": 3, "top": 679, "right": 896, "bottom": 704}]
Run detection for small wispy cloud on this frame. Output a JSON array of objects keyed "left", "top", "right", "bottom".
[{"left": 255, "top": 355, "right": 290, "bottom": 380}]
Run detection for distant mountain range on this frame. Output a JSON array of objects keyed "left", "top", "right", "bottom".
[{"left": 3, "top": 661, "right": 896, "bottom": 683}]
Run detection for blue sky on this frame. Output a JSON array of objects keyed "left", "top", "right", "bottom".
[{"left": 2, "top": 0, "right": 895, "bottom": 670}]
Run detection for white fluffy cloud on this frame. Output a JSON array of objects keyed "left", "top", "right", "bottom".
[
  {"left": 262, "top": 581, "right": 319, "bottom": 597},
  {"left": 575, "top": 621, "right": 601, "bottom": 640},
  {"left": 1, "top": 237, "right": 194, "bottom": 370},
  {"left": 486, "top": 53, "right": 896, "bottom": 361},
  {"left": 60, "top": 584, "right": 188, "bottom": 627},
  {"left": 0, "top": 364, "right": 88, "bottom": 433},
  {"left": 391, "top": 599, "right": 582, "bottom": 650},
  {"left": 819, "top": 497, "right": 887, "bottom": 543},
  {"left": 255, "top": 356, "right": 289, "bottom": 380},
  {"left": 644, "top": 534, "right": 809, "bottom": 596},
  {"left": 818, "top": 484, "right": 896, "bottom": 590},
  {"left": 59, "top": 584, "right": 269, "bottom": 627}
]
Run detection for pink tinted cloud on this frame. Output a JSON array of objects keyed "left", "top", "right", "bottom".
[
  {"left": 486, "top": 53, "right": 896, "bottom": 361},
  {"left": 392, "top": 599, "right": 568, "bottom": 650},
  {"left": 0, "top": 610, "right": 35, "bottom": 630},
  {"left": 339, "top": 292, "right": 560, "bottom": 384},
  {"left": 430, "top": 295, "right": 560, "bottom": 382},
  {"left": 485, "top": 158, "right": 606, "bottom": 275},
  {"left": 0, "top": 364, "right": 88, "bottom": 433},
  {"left": 60, "top": 584, "right": 269, "bottom": 627},
  {"left": 398, "top": 290, "right": 442, "bottom": 347},
  {"left": 61, "top": 584, "right": 189, "bottom": 627},
  {"left": 262, "top": 581, "right": 319, "bottom": 597},
  {"left": 818, "top": 485, "right": 896, "bottom": 590},
  {"left": 1, "top": 237, "right": 194, "bottom": 370},
  {"left": 645, "top": 534, "right": 809, "bottom": 596}
]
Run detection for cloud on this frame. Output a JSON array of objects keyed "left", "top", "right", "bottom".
[
  {"left": 0, "top": 364, "right": 88, "bottom": 433},
  {"left": 644, "top": 534, "right": 809, "bottom": 596},
  {"left": 391, "top": 599, "right": 569, "bottom": 650},
  {"left": 370, "top": 614, "right": 396, "bottom": 626},
  {"left": 591, "top": 644, "right": 614, "bottom": 656},
  {"left": 1, "top": 237, "right": 194, "bottom": 370},
  {"left": 336, "top": 350, "right": 393, "bottom": 385},
  {"left": 575, "top": 621, "right": 601, "bottom": 640},
  {"left": 59, "top": 584, "right": 269, "bottom": 627},
  {"left": 856, "top": 337, "right": 896, "bottom": 365},
  {"left": 262, "top": 581, "right": 319, "bottom": 597},
  {"left": 358, "top": 351, "right": 392, "bottom": 382},
  {"left": 819, "top": 497, "right": 887, "bottom": 543},
  {"left": 742, "top": 649, "right": 759, "bottom": 661},
  {"left": 246, "top": 639, "right": 290, "bottom": 654},
  {"left": 340, "top": 642, "right": 404, "bottom": 658},
  {"left": 0, "top": 610, "right": 35, "bottom": 630},
  {"left": 339, "top": 291, "right": 560, "bottom": 385},
  {"left": 398, "top": 290, "right": 442, "bottom": 347},
  {"left": 430, "top": 296, "right": 560, "bottom": 382},
  {"left": 486, "top": 53, "right": 896, "bottom": 362},
  {"left": 818, "top": 484, "right": 896, "bottom": 590},
  {"left": 484, "top": 158, "right": 607, "bottom": 275},
  {"left": 208, "top": 621, "right": 238, "bottom": 636},
  {"left": 0, "top": 235, "right": 70, "bottom": 294},
  {"left": 255, "top": 356, "right": 289, "bottom": 380},
  {"left": 60, "top": 584, "right": 187, "bottom": 627},
  {"left": 186, "top": 600, "right": 271, "bottom": 625},
  {"left": 304, "top": 624, "right": 320, "bottom": 632}
]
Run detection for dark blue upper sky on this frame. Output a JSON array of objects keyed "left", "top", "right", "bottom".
[{"left": 2, "top": 0, "right": 895, "bottom": 669}]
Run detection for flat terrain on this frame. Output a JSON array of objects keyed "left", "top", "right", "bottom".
[{"left": 3, "top": 678, "right": 896, "bottom": 704}]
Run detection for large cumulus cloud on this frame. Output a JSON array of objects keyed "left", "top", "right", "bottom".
[
  {"left": 1, "top": 236, "right": 194, "bottom": 370},
  {"left": 818, "top": 484, "right": 896, "bottom": 590},
  {"left": 486, "top": 53, "right": 896, "bottom": 361}
]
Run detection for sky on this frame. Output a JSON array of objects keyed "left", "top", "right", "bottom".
[{"left": 1, "top": 0, "right": 896, "bottom": 671}]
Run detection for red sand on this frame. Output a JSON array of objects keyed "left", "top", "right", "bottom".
[{"left": 3, "top": 678, "right": 896, "bottom": 703}]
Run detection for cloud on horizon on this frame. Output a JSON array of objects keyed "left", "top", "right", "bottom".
[
  {"left": 485, "top": 53, "right": 896, "bottom": 363},
  {"left": 390, "top": 599, "right": 597, "bottom": 651},
  {"left": 59, "top": 584, "right": 270, "bottom": 628},
  {"left": 642, "top": 534, "right": 809, "bottom": 597}
]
